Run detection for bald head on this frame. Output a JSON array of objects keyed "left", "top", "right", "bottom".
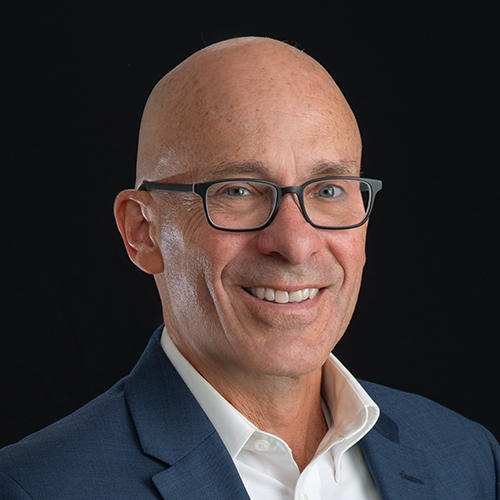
[{"left": 136, "top": 37, "right": 361, "bottom": 187}]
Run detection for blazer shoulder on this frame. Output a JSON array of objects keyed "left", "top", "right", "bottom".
[
  {"left": 360, "top": 379, "right": 500, "bottom": 460},
  {"left": 0, "top": 377, "right": 128, "bottom": 462},
  {"left": 361, "top": 380, "right": 486, "bottom": 424},
  {"left": 0, "top": 377, "right": 162, "bottom": 498}
]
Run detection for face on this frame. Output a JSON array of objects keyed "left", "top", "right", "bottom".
[{"left": 150, "top": 66, "right": 367, "bottom": 386}]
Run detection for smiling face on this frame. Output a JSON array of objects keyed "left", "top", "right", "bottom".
[{"left": 137, "top": 38, "right": 365, "bottom": 386}]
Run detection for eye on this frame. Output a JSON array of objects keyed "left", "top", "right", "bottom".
[
  {"left": 226, "top": 186, "right": 251, "bottom": 197},
  {"left": 317, "top": 184, "right": 344, "bottom": 198}
]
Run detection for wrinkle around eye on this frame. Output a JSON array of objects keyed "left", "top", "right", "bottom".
[
  {"left": 156, "top": 191, "right": 201, "bottom": 210},
  {"left": 154, "top": 191, "right": 205, "bottom": 230},
  {"left": 158, "top": 195, "right": 207, "bottom": 250}
]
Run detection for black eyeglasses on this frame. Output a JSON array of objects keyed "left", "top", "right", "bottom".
[{"left": 138, "top": 177, "right": 382, "bottom": 232}]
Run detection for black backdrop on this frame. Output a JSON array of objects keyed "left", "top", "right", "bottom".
[{"left": 1, "top": 1, "right": 499, "bottom": 448}]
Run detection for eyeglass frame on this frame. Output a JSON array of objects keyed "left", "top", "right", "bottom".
[{"left": 138, "top": 176, "right": 383, "bottom": 232}]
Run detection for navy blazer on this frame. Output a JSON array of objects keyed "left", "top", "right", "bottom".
[{"left": 1, "top": 327, "right": 498, "bottom": 499}]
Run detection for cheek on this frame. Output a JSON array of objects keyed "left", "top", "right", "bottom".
[
  {"left": 327, "top": 228, "right": 367, "bottom": 334},
  {"left": 328, "top": 228, "right": 367, "bottom": 284},
  {"left": 157, "top": 200, "right": 248, "bottom": 305},
  {"left": 200, "top": 232, "right": 256, "bottom": 298}
]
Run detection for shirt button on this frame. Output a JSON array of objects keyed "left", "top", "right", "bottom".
[
  {"left": 299, "top": 492, "right": 309, "bottom": 500},
  {"left": 254, "top": 439, "right": 270, "bottom": 451}
]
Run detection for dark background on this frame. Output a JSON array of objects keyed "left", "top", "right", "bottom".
[{"left": 1, "top": 1, "right": 499, "bottom": 448}]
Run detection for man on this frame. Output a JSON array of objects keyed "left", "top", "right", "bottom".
[{"left": 0, "top": 37, "right": 498, "bottom": 499}]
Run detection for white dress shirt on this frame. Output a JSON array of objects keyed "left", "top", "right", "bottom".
[{"left": 161, "top": 328, "right": 381, "bottom": 500}]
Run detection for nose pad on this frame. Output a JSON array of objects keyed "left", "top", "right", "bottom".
[{"left": 277, "top": 192, "right": 304, "bottom": 219}]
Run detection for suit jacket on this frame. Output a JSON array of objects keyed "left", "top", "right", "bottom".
[{"left": 0, "top": 326, "right": 498, "bottom": 499}]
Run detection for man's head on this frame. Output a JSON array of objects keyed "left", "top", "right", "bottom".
[{"left": 115, "top": 37, "right": 368, "bottom": 386}]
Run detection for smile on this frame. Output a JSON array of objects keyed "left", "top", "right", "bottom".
[{"left": 247, "top": 287, "right": 320, "bottom": 304}]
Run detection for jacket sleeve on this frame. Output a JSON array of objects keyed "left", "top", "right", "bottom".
[{"left": 483, "top": 426, "right": 500, "bottom": 500}]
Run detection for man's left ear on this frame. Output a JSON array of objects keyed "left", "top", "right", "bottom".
[{"left": 114, "top": 190, "right": 164, "bottom": 275}]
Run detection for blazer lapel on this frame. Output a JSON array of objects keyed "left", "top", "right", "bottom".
[
  {"left": 124, "top": 328, "right": 250, "bottom": 500},
  {"left": 360, "top": 411, "right": 437, "bottom": 499},
  {"left": 152, "top": 432, "right": 250, "bottom": 500}
]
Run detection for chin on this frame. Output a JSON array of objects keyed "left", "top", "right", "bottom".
[{"left": 244, "top": 339, "right": 332, "bottom": 378}]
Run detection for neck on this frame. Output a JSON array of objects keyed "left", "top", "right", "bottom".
[{"left": 203, "top": 366, "right": 328, "bottom": 472}]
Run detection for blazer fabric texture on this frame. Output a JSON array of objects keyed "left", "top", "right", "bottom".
[{"left": 1, "top": 326, "right": 498, "bottom": 499}]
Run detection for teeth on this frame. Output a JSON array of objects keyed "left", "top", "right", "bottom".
[
  {"left": 250, "top": 287, "right": 320, "bottom": 304},
  {"left": 275, "top": 290, "right": 288, "bottom": 303},
  {"left": 289, "top": 290, "right": 303, "bottom": 302}
]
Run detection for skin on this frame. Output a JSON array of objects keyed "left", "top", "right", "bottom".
[{"left": 115, "top": 37, "right": 366, "bottom": 470}]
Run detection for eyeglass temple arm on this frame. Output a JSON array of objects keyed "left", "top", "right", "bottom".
[{"left": 138, "top": 183, "right": 194, "bottom": 193}]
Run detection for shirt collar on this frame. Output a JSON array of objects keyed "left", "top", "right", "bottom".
[
  {"left": 317, "top": 355, "right": 380, "bottom": 480},
  {"left": 160, "top": 327, "right": 379, "bottom": 472}
]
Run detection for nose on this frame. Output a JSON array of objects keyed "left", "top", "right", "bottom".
[{"left": 255, "top": 194, "right": 323, "bottom": 265}]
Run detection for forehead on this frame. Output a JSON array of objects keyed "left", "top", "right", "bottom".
[
  {"left": 192, "top": 111, "right": 360, "bottom": 184},
  {"left": 165, "top": 82, "right": 361, "bottom": 184},
  {"left": 138, "top": 41, "right": 361, "bottom": 185}
]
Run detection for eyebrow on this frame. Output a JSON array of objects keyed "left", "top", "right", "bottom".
[
  {"left": 199, "top": 159, "right": 359, "bottom": 181},
  {"left": 310, "top": 160, "right": 359, "bottom": 176},
  {"left": 202, "top": 160, "right": 269, "bottom": 179}
]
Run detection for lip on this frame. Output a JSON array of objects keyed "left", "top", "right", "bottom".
[{"left": 229, "top": 284, "right": 332, "bottom": 335}]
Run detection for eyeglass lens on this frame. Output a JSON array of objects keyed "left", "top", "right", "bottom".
[{"left": 205, "top": 179, "right": 371, "bottom": 230}]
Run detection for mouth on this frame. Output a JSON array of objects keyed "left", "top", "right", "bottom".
[{"left": 244, "top": 286, "right": 320, "bottom": 304}]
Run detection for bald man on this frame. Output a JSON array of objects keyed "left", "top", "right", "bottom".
[{"left": 0, "top": 38, "right": 498, "bottom": 500}]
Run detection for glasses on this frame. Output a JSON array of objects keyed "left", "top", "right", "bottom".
[{"left": 138, "top": 176, "right": 383, "bottom": 232}]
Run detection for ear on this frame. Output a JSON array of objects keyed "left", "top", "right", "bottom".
[{"left": 114, "top": 190, "right": 164, "bottom": 275}]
